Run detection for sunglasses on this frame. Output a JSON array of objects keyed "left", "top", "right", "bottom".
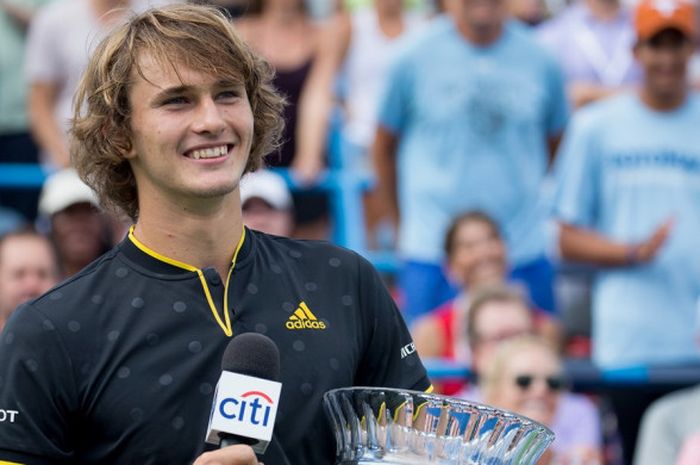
[{"left": 514, "top": 374, "right": 565, "bottom": 392}]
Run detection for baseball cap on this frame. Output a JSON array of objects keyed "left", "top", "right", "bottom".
[
  {"left": 635, "top": 0, "right": 698, "bottom": 41},
  {"left": 240, "top": 170, "right": 293, "bottom": 210},
  {"left": 38, "top": 168, "right": 100, "bottom": 216}
]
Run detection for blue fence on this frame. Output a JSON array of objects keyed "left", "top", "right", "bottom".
[{"left": 423, "top": 357, "right": 700, "bottom": 392}]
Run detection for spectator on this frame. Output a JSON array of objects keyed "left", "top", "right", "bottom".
[
  {"left": 0, "top": 0, "right": 53, "bottom": 222},
  {"left": 235, "top": 0, "right": 330, "bottom": 241},
  {"left": 553, "top": 0, "right": 700, "bottom": 371},
  {"left": 38, "top": 169, "right": 111, "bottom": 277},
  {"left": 373, "top": 0, "right": 569, "bottom": 325},
  {"left": 295, "top": 0, "right": 426, "bottom": 247},
  {"left": 412, "top": 212, "right": 560, "bottom": 378},
  {"left": 481, "top": 335, "right": 603, "bottom": 465},
  {"left": 240, "top": 169, "right": 294, "bottom": 236},
  {"left": 635, "top": 384, "right": 700, "bottom": 465},
  {"left": 553, "top": 0, "right": 700, "bottom": 459},
  {"left": 0, "top": 229, "right": 59, "bottom": 330},
  {"left": 25, "top": 0, "right": 166, "bottom": 168},
  {"left": 537, "top": 0, "right": 641, "bottom": 109}
]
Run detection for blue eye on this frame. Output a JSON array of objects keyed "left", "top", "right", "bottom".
[{"left": 162, "top": 96, "right": 189, "bottom": 106}]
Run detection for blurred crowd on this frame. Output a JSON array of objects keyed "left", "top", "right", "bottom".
[{"left": 3, "top": 0, "right": 700, "bottom": 463}]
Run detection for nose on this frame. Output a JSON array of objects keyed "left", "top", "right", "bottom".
[{"left": 192, "top": 96, "right": 226, "bottom": 135}]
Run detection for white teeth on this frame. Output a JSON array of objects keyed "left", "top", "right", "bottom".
[{"left": 188, "top": 145, "right": 228, "bottom": 159}]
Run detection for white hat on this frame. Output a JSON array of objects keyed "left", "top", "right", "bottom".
[
  {"left": 240, "top": 170, "right": 292, "bottom": 210},
  {"left": 38, "top": 168, "right": 100, "bottom": 216}
]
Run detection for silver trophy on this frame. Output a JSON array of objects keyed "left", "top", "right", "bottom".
[{"left": 324, "top": 387, "right": 554, "bottom": 465}]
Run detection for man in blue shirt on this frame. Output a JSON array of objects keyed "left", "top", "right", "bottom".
[
  {"left": 553, "top": 7, "right": 700, "bottom": 460},
  {"left": 374, "top": 0, "right": 569, "bottom": 324},
  {"left": 554, "top": 0, "right": 700, "bottom": 370}
]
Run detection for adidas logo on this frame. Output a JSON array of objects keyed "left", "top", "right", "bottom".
[{"left": 285, "top": 302, "right": 326, "bottom": 330}]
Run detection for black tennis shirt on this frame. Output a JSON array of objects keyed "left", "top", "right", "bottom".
[{"left": 0, "top": 228, "right": 430, "bottom": 464}]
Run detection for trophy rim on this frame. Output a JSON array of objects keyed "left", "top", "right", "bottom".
[{"left": 323, "top": 385, "right": 555, "bottom": 439}]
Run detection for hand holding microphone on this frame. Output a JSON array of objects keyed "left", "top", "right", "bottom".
[
  {"left": 193, "top": 444, "right": 260, "bottom": 465},
  {"left": 196, "top": 333, "right": 282, "bottom": 464}
]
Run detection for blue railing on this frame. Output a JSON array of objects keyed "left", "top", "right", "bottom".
[
  {"left": 422, "top": 357, "right": 700, "bottom": 391},
  {"left": 0, "top": 162, "right": 399, "bottom": 273}
]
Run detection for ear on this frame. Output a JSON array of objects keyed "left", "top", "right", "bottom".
[{"left": 121, "top": 145, "right": 137, "bottom": 160}]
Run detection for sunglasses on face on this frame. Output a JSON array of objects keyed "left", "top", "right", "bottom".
[{"left": 513, "top": 374, "right": 565, "bottom": 392}]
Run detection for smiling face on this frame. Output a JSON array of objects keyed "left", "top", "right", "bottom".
[
  {"left": 447, "top": 217, "right": 507, "bottom": 290},
  {"left": 635, "top": 28, "right": 694, "bottom": 106},
  {"left": 125, "top": 54, "right": 255, "bottom": 208},
  {"left": 488, "top": 342, "right": 562, "bottom": 426}
]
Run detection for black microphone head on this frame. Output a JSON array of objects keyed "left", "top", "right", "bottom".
[{"left": 221, "top": 332, "right": 280, "bottom": 382}]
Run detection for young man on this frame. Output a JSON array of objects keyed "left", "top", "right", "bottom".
[
  {"left": 553, "top": 0, "right": 700, "bottom": 461},
  {"left": 373, "top": 0, "right": 569, "bottom": 325},
  {"left": 554, "top": 0, "right": 700, "bottom": 371},
  {"left": 0, "top": 5, "right": 430, "bottom": 465}
]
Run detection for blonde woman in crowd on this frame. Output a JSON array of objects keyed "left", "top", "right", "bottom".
[{"left": 481, "top": 335, "right": 602, "bottom": 465}]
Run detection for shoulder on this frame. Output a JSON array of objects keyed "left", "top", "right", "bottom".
[
  {"left": 686, "top": 92, "right": 700, "bottom": 112},
  {"left": 249, "top": 230, "right": 366, "bottom": 274},
  {"left": 504, "top": 23, "right": 560, "bottom": 67},
  {"left": 645, "top": 385, "right": 700, "bottom": 423},
  {"left": 27, "top": 246, "right": 121, "bottom": 318},
  {"left": 569, "top": 93, "right": 633, "bottom": 132}
]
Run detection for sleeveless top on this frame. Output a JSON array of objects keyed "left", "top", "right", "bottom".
[
  {"left": 342, "top": 7, "right": 424, "bottom": 148},
  {"left": 266, "top": 59, "right": 313, "bottom": 167}
]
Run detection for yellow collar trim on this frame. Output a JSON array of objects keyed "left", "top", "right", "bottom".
[{"left": 127, "top": 225, "right": 246, "bottom": 337}]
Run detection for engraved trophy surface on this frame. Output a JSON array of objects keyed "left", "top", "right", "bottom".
[{"left": 324, "top": 387, "right": 554, "bottom": 465}]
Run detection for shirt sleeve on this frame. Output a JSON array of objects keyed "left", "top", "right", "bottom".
[
  {"left": 0, "top": 304, "right": 78, "bottom": 464},
  {"left": 551, "top": 108, "right": 601, "bottom": 228},
  {"left": 24, "top": 4, "right": 62, "bottom": 84},
  {"left": 376, "top": 51, "right": 413, "bottom": 135},
  {"left": 353, "top": 254, "right": 431, "bottom": 392}
]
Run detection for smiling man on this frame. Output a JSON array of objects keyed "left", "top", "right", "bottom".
[
  {"left": 553, "top": 0, "right": 700, "bottom": 460},
  {"left": 0, "top": 5, "right": 430, "bottom": 465}
]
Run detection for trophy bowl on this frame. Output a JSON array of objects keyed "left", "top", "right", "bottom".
[{"left": 323, "top": 387, "right": 554, "bottom": 465}]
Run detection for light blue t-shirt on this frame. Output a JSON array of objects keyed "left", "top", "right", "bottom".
[
  {"left": 378, "top": 17, "right": 568, "bottom": 265},
  {"left": 554, "top": 92, "right": 700, "bottom": 368}
]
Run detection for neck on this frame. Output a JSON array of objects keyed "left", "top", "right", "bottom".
[
  {"left": 639, "top": 86, "right": 687, "bottom": 112},
  {"left": 585, "top": 0, "right": 621, "bottom": 21},
  {"left": 133, "top": 191, "right": 243, "bottom": 279},
  {"left": 376, "top": 3, "right": 402, "bottom": 20},
  {"left": 455, "top": 19, "right": 503, "bottom": 46},
  {"left": 377, "top": 7, "right": 404, "bottom": 38}
]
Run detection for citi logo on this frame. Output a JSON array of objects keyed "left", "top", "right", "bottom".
[
  {"left": 400, "top": 342, "right": 417, "bottom": 359},
  {"left": 219, "top": 391, "right": 274, "bottom": 427},
  {"left": 285, "top": 302, "right": 326, "bottom": 330}
]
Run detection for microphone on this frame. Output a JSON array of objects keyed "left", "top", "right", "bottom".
[{"left": 205, "top": 333, "right": 282, "bottom": 454}]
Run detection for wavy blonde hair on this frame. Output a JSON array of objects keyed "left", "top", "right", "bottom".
[{"left": 71, "top": 4, "right": 285, "bottom": 220}]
